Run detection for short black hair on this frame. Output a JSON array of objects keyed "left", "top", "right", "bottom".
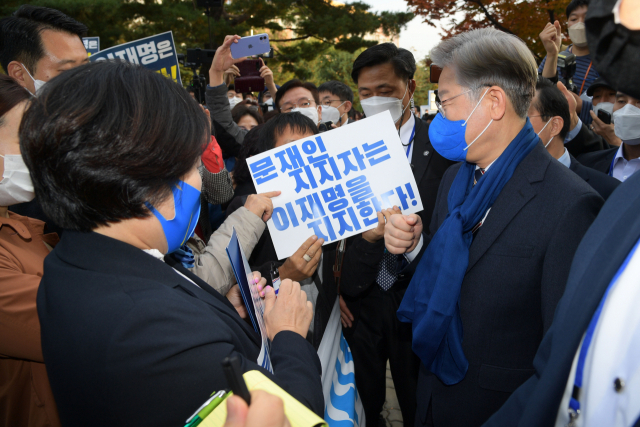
[
  {"left": 274, "top": 79, "right": 319, "bottom": 111},
  {"left": 317, "top": 81, "right": 354, "bottom": 103},
  {"left": 233, "top": 113, "right": 318, "bottom": 187},
  {"left": 20, "top": 60, "right": 209, "bottom": 232},
  {"left": 0, "top": 5, "right": 87, "bottom": 73},
  {"left": 0, "top": 74, "right": 31, "bottom": 127},
  {"left": 533, "top": 77, "right": 571, "bottom": 140},
  {"left": 566, "top": 0, "right": 589, "bottom": 18},
  {"left": 231, "top": 104, "right": 264, "bottom": 126},
  {"left": 351, "top": 43, "right": 416, "bottom": 84}
]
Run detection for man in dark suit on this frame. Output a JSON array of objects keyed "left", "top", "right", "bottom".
[
  {"left": 530, "top": 77, "right": 619, "bottom": 200},
  {"left": 338, "top": 43, "right": 454, "bottom": 426},
  {"left": 484, "top": 152, "right": 640, "bottom": 427},
  {"left": 384, "top": 28, "right": 603, "bottom": 427},
  {"left": 579, "top": 92, "right": 640, "bottom": 182}
]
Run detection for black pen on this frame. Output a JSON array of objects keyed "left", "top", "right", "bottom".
[{"left": 221, "top": 356, "right": 252, "bottom": 405}]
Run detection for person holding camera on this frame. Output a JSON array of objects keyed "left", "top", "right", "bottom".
[{"left": 539, "top": 0, "right": 599, "bottom": 99}]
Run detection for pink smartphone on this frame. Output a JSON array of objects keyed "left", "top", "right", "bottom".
[{"left": 230, "top": 34, "right": 271, "bottom": 59}]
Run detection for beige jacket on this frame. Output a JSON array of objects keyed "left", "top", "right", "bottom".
[{"left": 187, "top": 206, "right": 265, "bottom": 295}]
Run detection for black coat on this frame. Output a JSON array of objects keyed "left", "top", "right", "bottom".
[
  {"left": 416, "top": 144, "right": 603, "bottom": 427},
  {"left": 577, "top": 146, "right": 618, "bottom": 175},
  {"left": 37, "top": 231, "right": 323, "bottom": 427},
  {"left": 569, "top": 153, "right": 620, "bottom": 200},
  {"left": 565, "top": 121, "right": 611, "bottom": 158},
  {"left": 339, "top": 116, "right": 455, "bottom": 316},
  {"left": 484, "top": 157, "right": 640, "bottom": 427}
]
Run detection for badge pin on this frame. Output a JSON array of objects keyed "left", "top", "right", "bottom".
[{"left": 423, "top": 150, "right": 430, "bottom": 156}]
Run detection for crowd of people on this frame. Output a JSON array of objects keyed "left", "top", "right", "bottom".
[{"left": 0, "top": 0, "right": 639, "bottom": 426}]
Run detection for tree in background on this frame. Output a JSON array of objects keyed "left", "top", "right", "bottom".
[
  {"left": 404, "top": 0, "right": 571, "bottom": 60},
  {"left": 0, "top": 0, "right": 413, "bottom": 80}
]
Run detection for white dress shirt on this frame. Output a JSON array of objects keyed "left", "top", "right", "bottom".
[
  {"left": 611, "top": 144, "right": 640, "bottom": 182},
  {"left": 555, "top": 239, "right": 640, "bottom": 427}
]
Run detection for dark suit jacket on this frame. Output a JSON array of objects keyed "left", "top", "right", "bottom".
[
  {"left": 340, "top": 117, "right": 455, "bottom": 313},
  {"left": 569, "top": 154, "right": 619, "bottom": 200},
  {"left": 565, "top": 122, "right": 611, "bottom": 158},
  {"left": 416, "top": 144, "right": 603, "bottom": 427},
  {"left": 577, "top": 146, "right": 618, "bottom": 175},
  {"left": 484, "top": 159, "right": 640, "bottom": 427},
  {"left": 37, "top": 231, "right": 323, "bottom": 427}
]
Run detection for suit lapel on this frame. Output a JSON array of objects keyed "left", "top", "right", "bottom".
[
  {"left": 466, "top": 147, "right": 546, "bottom": 272},
  {"left": 166, "top": 256, "right": 262, "bottom": 347},
  {"left": 411, "top": 119, "right": 433, "bottom": 184}
]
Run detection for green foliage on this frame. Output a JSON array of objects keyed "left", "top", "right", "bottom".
[{"left": 1, "top": 0, "right": 413, "bottom": 79}]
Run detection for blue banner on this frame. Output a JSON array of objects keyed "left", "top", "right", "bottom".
[
  {"left": 82, "top": 37, "right": 100, "bottom": 56},
  {"left": 89, "top": 31, "right": 181, "bottom": 85}
]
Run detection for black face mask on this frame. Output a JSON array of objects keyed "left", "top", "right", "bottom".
[{"left": 586, "top": 0, "right": 640, "bottom": 99}]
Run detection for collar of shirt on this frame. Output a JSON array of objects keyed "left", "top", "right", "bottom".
[
  {"left": 558, "top": 147, "right": 572, "bottom": 168},
  {"left": 475, "top": 158, "right": 497, "bottom": 172},
  {"left": 565, "top": 117, "right": 583, "bottom": 143},
  {"left": 400, "top": 113, "right": 416, "bottom": 161}
]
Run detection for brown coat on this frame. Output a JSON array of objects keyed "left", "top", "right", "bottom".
[{"left": 0, "top": 212, "right": 60, "bottom": 427}]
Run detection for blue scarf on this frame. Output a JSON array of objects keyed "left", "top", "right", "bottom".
[{"left": 397, "top": 120, "right": 540, "bottom": 385}]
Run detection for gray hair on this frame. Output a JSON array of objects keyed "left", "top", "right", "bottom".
[{"left": 430, "top": 28, "right": 538, "bottom": 118}]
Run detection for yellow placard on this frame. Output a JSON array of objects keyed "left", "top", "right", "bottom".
[{"left": 200, "top": 370, "right": 326, "bottom": 427}]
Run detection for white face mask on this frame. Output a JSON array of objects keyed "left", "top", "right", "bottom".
[
  {"left": 537, "top": 118, "right": 555, "bottom": 148},
  {"left": 229, "top": 96, "right": 242, "bottom": 109},
  {"left": 291, "top": 106, "right": 319, "bottom": 124},
  {"left": 262, "top": 98, "right": 274, "bottom": 112},
  {"left": 568, "top": 22, "right": 588, "bottom": 48},
  {"left": 21, "top": 63, "right": 46, "bottom": 96},
  {"left": 321, "top": 103, "right": 346, "bottom": 124},
  {"left": 0, "top": 154, "right": 35, "bottom": 206},
  {"left": 593, "top": 102, "right": 614, "bottom": 116},
  {"left": 613, "top": 104, "right": 640, "bottom": 144},
  {"left": 360, "top": 83, "right": 409, "bottom": 123}
]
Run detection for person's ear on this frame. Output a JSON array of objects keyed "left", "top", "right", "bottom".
[
  {"left": 551, "top": 116, "right": 564, "bottom": 139},
  {"left": 317, "top": 104, "right": 322, "bottom": 123},
  {"left": 343, "top": 101, "right": 352, "bottom": 113},
  {"left": 487, "top": 86, "right": 507, "bottom": 121},
  {"left": 7, "top": 61, "right": 30, "bottom": 89},
  {"left": 408, "top": 79, "right": 417, "bottom": 98}
]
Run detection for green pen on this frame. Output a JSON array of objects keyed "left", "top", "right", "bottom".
[{"left": 184, "top": 389, "right": 231, "bottom": 427}]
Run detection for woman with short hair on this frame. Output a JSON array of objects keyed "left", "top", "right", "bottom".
[{"left": 22, "top": 61, "right": 323, "bottom": 427}]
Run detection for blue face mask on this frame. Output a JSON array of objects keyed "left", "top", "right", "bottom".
[
  {"left": 146, "top": 180, "right": 201, "bottom": 254},
  {"left": 428, "top": 89, "right": 493, "bottom": 162}
]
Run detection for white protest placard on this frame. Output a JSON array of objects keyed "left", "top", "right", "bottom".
[{"left": 248, "top": 110, "right": 423, "bottom": 260}]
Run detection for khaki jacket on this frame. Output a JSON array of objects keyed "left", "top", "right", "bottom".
[{"left": 0, "top": 212, "right": 60, "bottom": 427}]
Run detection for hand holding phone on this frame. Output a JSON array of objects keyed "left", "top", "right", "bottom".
[{"left": 230, "top": 34, "right": 271, "bottom": 59}]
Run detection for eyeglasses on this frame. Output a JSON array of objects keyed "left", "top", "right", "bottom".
[
  {"left": 321, "top": 98, "right": 344, "bottom": 107},
  {"left": 280, "top": 97, "right": 315, "bottom": 113},
  {"left": 435, "top": 89, "right": 472, "bottom": 118}
]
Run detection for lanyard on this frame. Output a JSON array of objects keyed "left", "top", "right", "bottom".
[
  {"left": 405, "top": 121, "right": 417, "bottom": 160},
  {"left": 567, "top": 237, "right": 640, "bottom": 426},
  {"left": 580, "top": 61, "right": 593, "bottom": 95}
]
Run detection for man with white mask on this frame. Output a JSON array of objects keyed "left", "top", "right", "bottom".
[
  {"left": 0, "top": 5, "right": 88, "bottom": 96},
  {"left": 539, "top": 0, "right": 599, "bottom": 98},
  {"left": 336, "top": 42, "right": 454, "bottom": 427},
  {"left": 530, "top": 77, "right": 619, "bottom": 200},
  {"left": 275, "top": 79, "right": 322, "bottom": 125},
  {"left": 318, "top": 81, "right": 354, "bottom": 128},
  {"left": 580, "top": 92, "right": 640, "bottom": 181},
  {"left": 0, "top": 74, "right": 61, "bottom": 427}
]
